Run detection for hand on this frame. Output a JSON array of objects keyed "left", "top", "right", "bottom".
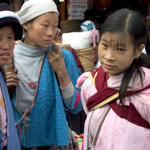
[
  {"left": 48, "top": 41, "right": 71, "bottom": 88},
  {"left": 5, "top": 69, "right": 20, "bottom": 87},
  {"left": 48, "top": 41, "right": 66, "bottom": 75}
]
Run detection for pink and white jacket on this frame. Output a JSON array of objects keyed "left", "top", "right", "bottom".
[{"left": 77, "top": 67, "right": 150, "bottom": 150}]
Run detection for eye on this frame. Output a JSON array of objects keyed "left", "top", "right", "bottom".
[
  {"left": 8, "top": 36, "right": 14, "bottom": 40},
  {"left": 117, "top": 47, "right": 125, "bottom": 52},
  {"left": 42, "top": 24, "right": 49, "bottom": 27},
  {"left": 101, "top": 42, "right": 108, "bottom": 49}
]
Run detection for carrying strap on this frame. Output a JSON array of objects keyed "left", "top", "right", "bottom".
[{"left": 87, "top": 106, "right": 110, "bottom": 150}]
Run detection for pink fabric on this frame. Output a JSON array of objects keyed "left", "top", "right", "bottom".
[
  {"left": 76, "top": 67, "right": 150, "bottom": 150},
  {"left": 91, "top": 29, "right": 99, "bottom": 47},
  {"left": 0, "top": 85, "right": 7, "bottom": 147}
]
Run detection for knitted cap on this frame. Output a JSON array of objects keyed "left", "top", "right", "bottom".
[
  {"left": 0, "top": 3, "right": 23, "bottom": 40},
  {"left": 17, "top": 0, "right": 59, "bottom": 25}
]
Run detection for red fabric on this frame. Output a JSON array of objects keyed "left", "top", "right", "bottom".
[
  {"left": 87, "top": 66, "right": 150, "bottom": 129},
  {"left": 93, "top": 0, "right": 111, "bottom": 11},
  {"left": 87, "top": 67, "right": 116, "bottom": 110},
  {"left": 71, "top": 49, "right": 84, "bottom": 73}
]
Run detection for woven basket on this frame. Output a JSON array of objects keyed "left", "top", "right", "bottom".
[
  {"left": 56, "top": 43, "right": 72, "bottom": 52},
  {"left": 56, "top": 43, "right": 97, "bottom": 72},
  {"left": 75, "top": 47, "right": 97, "bottom": 72}
]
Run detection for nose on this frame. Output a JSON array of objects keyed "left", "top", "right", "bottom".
[
  {"left": 46, "top": 27, "right": 55, "bottom": 37},
  {"left": 104, "top": 48, "right": 115, "bottom": 61},
  {"left": 1, "top": 39, "right": 10, "bottom": 50}
]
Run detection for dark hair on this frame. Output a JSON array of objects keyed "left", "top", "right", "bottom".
[{"left": 100, "top": 8, "right": 150, "bottom": 103}]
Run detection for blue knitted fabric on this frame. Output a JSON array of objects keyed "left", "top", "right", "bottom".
[
  {"left": 0, "top": 72, "right": 21, "bottom": 150},
  {"left": 12, "top": 50, "right": 82, "bottom": 148}
]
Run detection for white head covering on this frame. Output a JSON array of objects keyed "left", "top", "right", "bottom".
[{"left": 17, "top": 0, "right": 59, "bottom": 25}]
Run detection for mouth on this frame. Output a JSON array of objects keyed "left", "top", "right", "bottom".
[
  {"left": 103, "top": 63, "right": 115, "bottom": 70},
  {"left": 44, "top": 40, "right": 52, "bottom": 43},
  {"left": 0, "top": 53, "right": 11, "bottom": 59}
]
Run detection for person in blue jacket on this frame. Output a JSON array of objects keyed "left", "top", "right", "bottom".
[
  {"left": 0, "top": 2, "right": 23, "bottom": 150},
  {"left": 5, "top": 0, "right": 82, "bottom": 149}
]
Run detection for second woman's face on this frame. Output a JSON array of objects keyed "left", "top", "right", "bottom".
[
  {"left": 0, "top": 26, "right": 15, "bottom": 65},
  {"left": 23, "top": 12, "right": 58, "bottom": 48}
]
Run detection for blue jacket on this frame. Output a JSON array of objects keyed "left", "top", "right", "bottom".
[
  {"left": 0, "top": 72, "right": 21, "bottom": 150},
  {"left": 12, "top": 50, "right": 82, "bottom": 148}
]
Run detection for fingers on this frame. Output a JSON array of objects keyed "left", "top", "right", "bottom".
[
  {"left": 13, "top": 69, "right": 18, "bottom": 73},
  {"left": 6, "top": 79, "right": 19, "bottom": 87},
  {"left": 48, "top": 42, "right": 62, "bottom": 60},
  {"left": 5, "top": 70, "right": 20, "bottom": 87},
  {"left": 51, "top": 41, "right": 61, "bottom": 53}
]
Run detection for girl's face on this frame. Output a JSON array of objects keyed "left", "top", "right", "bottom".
[
  {"left": 23, "top": 12, "right": 58, "bottom": 48},
  {"left": 0, "top": 26, "right": 15, "bottom": 65},
  {"left": 98, "top": 32, "right": 142, "bottom": 76}
]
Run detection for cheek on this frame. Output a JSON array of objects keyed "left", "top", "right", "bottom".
[
  {"left": 98, "top": 45, "right": 101, "bottom": 56},
  {"left": 10, "top": 42, "right": 15, "bottom": 52},
  {"left": 29, "top": 26, "right": 44, "bottom": 36},
  {"left": 118, "top": 55, "right": 134, "bottom": 69},
  {"left": 51, "top": 27, "right": 58, "bottom": 38},
  {"left": 98, "top": 46, "right": 104, "bottom": 59},
  {"left": 9, "top": 41, "right": 15, "bottom": 54}
]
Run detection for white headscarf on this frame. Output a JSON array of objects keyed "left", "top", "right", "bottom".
[{"left": 17, "top": 0, "right": 59, "bottom": 25}]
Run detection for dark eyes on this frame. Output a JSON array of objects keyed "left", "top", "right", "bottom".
[
  {"left": 8, "top": 36, "right": 14, "bottom": 40},
  {"left": 100, "top": 43, "right": 126, "bottom": 51},
  {"left": 42, "top": 24, "right": 58, "bottom": 28},
  {"left": 42, "top": 24, "right": 48, "bottom": 27},
  {"left": 0, "top": 36, "right": 14, "bottom": 41},
  {"left": 101, "top": 42, "right": 108, "bottom": 48},
  {"left": 117, "top": 48, "right": 126, "bottom": 51}
]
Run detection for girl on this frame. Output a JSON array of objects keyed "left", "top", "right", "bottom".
[
  {"left": 0, "top": 2, "right": 23, "bottom": 150},
  {"left": 77, "top": 8, "right": 150, "bottom": 150},
  {"left": 6, "top": 0, "right": 82, "bottom": 149}
]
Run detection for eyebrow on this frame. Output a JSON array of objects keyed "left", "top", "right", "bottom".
[
  {"left": 101, "top": 38, "right": 107, "bottom": 42},
  {"left": 43, "top": 19, "right": 58, "bottom": 23}
]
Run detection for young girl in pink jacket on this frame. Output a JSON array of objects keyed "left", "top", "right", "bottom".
[{"left": 77, "top": 8, "right": 150, "bottom": 150}]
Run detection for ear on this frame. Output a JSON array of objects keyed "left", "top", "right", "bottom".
[
  {"left": 135, "top": 44, "right": 144, "bottom": 58},
  {"left": 23, "top": 23, "right": 29, "bottom": 31}
]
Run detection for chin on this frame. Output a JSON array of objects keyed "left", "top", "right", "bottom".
[{"left": 41, "top": 43, "right": 51, "bottom": 48}]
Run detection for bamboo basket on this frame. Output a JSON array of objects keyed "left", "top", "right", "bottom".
[
  {"left": 75, "top": 47, "right": 97, "bottom": 72},
  {"left": 56, "top": 43, "right": 72, "bottom": 52},
  {"left": 56, "top": 43, "right": 97, "bottom": 72}
]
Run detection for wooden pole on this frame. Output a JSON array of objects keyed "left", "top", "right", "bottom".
[{"left": 60, "top": 0, "right": 67, "bottom": 21}]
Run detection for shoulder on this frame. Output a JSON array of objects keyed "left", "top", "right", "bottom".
[
  {"left": 142, "top": 67, "right": 150, "bottom": 76},
  {"left": 141, "top": 67, "right": 150, "bottom": 87},
  {"left": 14, "top": 40, "right": 25, "bottom": 53},
  {"left": 76, "top": 72, "right": 93, "bottom": 88}
]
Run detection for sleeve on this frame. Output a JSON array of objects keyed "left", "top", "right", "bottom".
[
  {"left": 60, "top": 83, "right": 74, "bottom": 106},
  {"left": 77, "top": 72, "right": 98, "bottom": 114},
  {"left": 61, "top": 49, "right": 82, "bottom": 114}
]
